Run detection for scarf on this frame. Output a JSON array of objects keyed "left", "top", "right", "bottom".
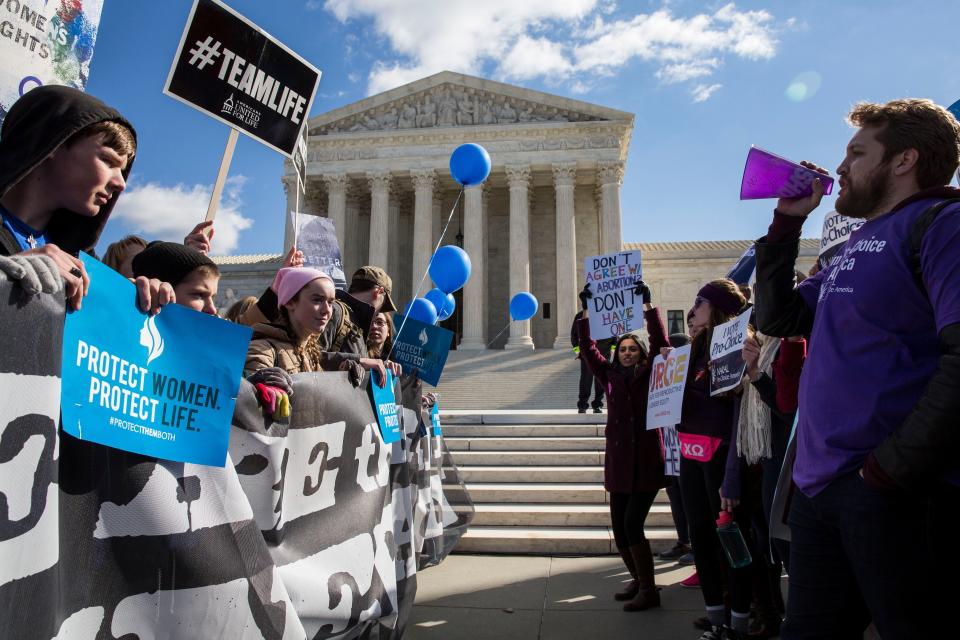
[{"left": 737, "top": 333, "right": 780, "bottom": 464}]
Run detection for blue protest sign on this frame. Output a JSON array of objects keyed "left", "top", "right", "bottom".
[
  {"left": 726, "top": 244, "right": 756, "bottom": 285},
  {"left": 430, "top": 402, "right": 442, "bottom": 436},
  {"left": 61, "top": 255, "right": 251, "bottom": 466},
  {"left": 392, "top": 316, "right": 454, "bottom": 387},
  {"left": 370, "top": 369, "right": 401, "bottom": 444}
]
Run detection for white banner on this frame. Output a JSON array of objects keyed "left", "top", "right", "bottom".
[
  {"left": 646, "top": 344, "right": 691, "bottom": 431},
  {"left": 583, "top": 250, "right": 644, "bottom": 340},
  {"left": 818, "top": 210, "right": 863, "bottom": 270}
]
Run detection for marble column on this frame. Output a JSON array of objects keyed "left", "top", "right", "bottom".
[
  {"left": 322, "top": 173, "right": 349, "bottom": 251},
  {"left": 553, "top": 162, "right": 578, "bottom": 348},
  {"left": 367, "top": 171, "right": 391, "bottom": 268},
  {"left": 281, "top": 177, "right": 296, "bottom": 252},
  {"left": 458, "top": 183, "right": 486, "bottom": 350},
  {"left": 387, "top": 184, "right": 402, "bottom": 287},
  {"left": 411, "top": 169, "right": 435, "bottom": 297},
  {"left": 505, "top": 165, "right": 534, "bottom": 350},
  {"left": 597, "top": 161, "right": 625, "bottom": 254}
]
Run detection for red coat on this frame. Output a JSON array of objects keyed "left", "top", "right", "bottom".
[{"left": 578, "top": 308, "right": 670, "bottom": 494}]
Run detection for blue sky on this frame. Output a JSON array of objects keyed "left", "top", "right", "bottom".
[{"left": 87, "top": 0, "right": 960, "bottom": 256}]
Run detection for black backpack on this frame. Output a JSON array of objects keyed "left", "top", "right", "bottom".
[{"left": 908, "top": 198, "right": 960, "bottom": 295}]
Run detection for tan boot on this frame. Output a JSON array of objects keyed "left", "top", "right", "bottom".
[
  {"left": 623, "top": 540, "right": 661, "bottom": 611},
  {"left": 614, "top": 545, "right": 639, "bottom": 601}
]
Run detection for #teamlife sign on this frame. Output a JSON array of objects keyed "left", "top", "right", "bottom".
[
  {"left": 61, "top": 256, "right": 251, "bottom": 466},
  {"left": 583, "top": 250, "right": 644, "bottom": 339},
  {"left": 392, "top": 316, "right": 454, "bottom": 387},
  {"left": 646, "top": 344, "right": 691, "bottom": 431},
  {"left": 818, "top": 210, "right": 864, "bottom": 270},
  {"left": 164, "top": 0, "right": 321, "bottom": 157},
  {"left": 709, "top": 309, "right": 752, "bottom": 396}
]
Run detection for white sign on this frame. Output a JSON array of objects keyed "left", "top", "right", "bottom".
[
  {"left": 583, "top": 250, "right": 644, "bottom": 340},
  {"left": 293, "top": 213, "right": 346, "bottom": 289},
  {"left": 709, "top": 309, "right": 752, "bottom": 396},
  {"left": 646, "top": 344, "right": 691, "bottom": 431},
  {"left": 818, "top": 210, "right": 863, "bottom": 270}
]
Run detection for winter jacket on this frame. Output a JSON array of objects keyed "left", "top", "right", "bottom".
[
  {"left": 245, "top": 322, "right": 328, "bottom": 376},
  {"left": 677, "top": 338, "right": 737, "bottom": 441},
  {"left": 0, "top": 86, "right": 136, "bottom": 257},
  {"left": 578, "top": 308, "right": 670, "bottom": 493}
]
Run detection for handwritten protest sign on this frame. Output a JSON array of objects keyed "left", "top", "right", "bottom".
[
  {"left": 709, "top": 309, "right": 752, "bottom": 396},
  {"left": 393, "top": 316, "right": 454, "bottom": 387},
  {"left": 61, "top": 256, "right": 251, "bottom": 466},
  {"left": 662, "top": 425, "right": 681, "bottom": 476},
  {"left": 646, "top": 344, "right": 691, "bottom": 430},
  {"left": 370, "top": 369, "right": 401, "bottom": 444},
  {"left": 0, "top": 0, "right": 104, "bottom": 126},
  {"left": 293, "top": 213, "right": 347, "bottom": 289},
  {"left": 164, "top": 0, "right": 321, "bottom": 157},
  {"left": 818, "top": 210, "right": 864, "bottom": 270},
  {"left": 583, "top": 250, "right": 644, "bottom": 340}
]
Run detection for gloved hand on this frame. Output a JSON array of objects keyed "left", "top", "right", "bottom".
[
  {"left": 578, "top": 283, "right": 592, "bottom": 311},
  {"left": 273, "top": 391, "right": 290, "bottom": 420},
  {"left": 339, "top": 360, "right": 365, "bottom": 388},
  {"left": 633, "top": 279, "right": 651, "bottom": 305},
  {"left": 254, "top": 383, "right": 278, "bottom": 415},
  {"left": 247, "top": 367, "right": 293, "bottom": 395},
  {"left": 0, "top": 254, "right": 63, "bottom": 295}
]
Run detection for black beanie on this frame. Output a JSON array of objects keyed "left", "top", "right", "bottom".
[{"left": 131, "top": 241, "right": 217, "bottom": 286}]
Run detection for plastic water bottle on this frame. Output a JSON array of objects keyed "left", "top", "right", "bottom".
[{"left": 716, "top": 511, "right": 752, "bottom": 568}]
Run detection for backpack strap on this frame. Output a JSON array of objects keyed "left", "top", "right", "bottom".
[
  {"left": 909, "top": 198, "right": 960, "bottom": 295},
  {"left": 329, "top": 299, "right": 358, "bottom": 353}
]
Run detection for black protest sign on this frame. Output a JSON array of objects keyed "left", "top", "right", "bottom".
[
  {"left": 709, "top": 309, "right": 751, "bottom": 396},
  {"left": 164, "top": 0, "right": 321, "bottom": 157}
]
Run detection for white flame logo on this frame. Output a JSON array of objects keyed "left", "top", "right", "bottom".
[
  {"left": 419, "top": 328, "right": 429, "bottom": 346},
  {"left": 139, "top": 316, "right": 165, "bottom": 365}
]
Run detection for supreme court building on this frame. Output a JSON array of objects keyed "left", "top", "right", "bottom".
[{"left": 216, "top": 71, "right": 817, "bottom": 347}]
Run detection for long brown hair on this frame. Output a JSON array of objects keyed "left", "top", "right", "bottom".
[
  {"left": 690, "top": 279, "right": 746, "bottom": 366},
  {"left": 367, "top": 313, "right": 394, "bottom": 358},
  {"left": 613, "top": 333, "right": 649, "bottom": 371},
  {"left": 278, "top": 300, "right": 324, "bottom": 371},
  {"left": 102, "top": 235, "right": 146, "bottom": 273}
]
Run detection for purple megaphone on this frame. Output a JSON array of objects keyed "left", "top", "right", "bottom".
[{"left": 740, "top": 146, "right": 834, "bottom": 200}]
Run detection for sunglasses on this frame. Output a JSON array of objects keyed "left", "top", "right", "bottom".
[{"left": 693, "top": 296, "right": 709, "bottom": 309}]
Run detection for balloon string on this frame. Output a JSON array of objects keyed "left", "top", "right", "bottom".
[
  {"left": 484, "top": 322, "right": 512, "bottom": 350},
  {"left": 385, "top": 186, "right": 465, "bottom": 363}
]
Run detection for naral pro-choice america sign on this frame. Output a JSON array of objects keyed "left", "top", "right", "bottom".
[{"left": 164, "top": 0, "right": 321, "bottom": 157}]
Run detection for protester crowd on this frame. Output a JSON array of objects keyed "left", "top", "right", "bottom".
[{"left": 1, "top": 83, "right": 958, "bottom": 640}]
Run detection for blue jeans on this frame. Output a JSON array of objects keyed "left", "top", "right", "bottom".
[{"left": 782, "top": 472, "right": 935, "bottom": 639}]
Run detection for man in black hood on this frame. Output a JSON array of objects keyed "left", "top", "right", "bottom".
[{"left": 0, "top": 85, "right": 172, "bottom": 313}]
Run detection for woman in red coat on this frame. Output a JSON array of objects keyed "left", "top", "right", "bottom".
[{"left": 578, "top": 280, "right": 670, "bottom": 611}]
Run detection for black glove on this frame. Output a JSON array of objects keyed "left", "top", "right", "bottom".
[
  {"left": 634, "top": 279, "right": 651, "bottom": 305},
  {"left": 578, "top": 284, "right": 592, "bottom": 311},
  {"left": 247, "top": 367, "right": 293, "bottom": 395}
]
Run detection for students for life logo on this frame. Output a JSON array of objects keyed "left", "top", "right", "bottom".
[
  {"left": 139, "top": 316, "right": 165, "bottom": 365},
  {"left": 419, "top": 329, "right": 429, "bottom": 346}
]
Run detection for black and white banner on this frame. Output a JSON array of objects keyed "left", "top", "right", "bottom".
[
  {"left": 0, "top": 263, "right": 472, "bottom": 639},
  {"left": 164, "top": 0, "right": 321, "bottom": 157}
]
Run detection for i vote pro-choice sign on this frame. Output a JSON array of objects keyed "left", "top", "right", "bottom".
[
  {"left": 164, "top": 0, "right": 321, "bottom": 157},
  {"left": 61, "top": 256, "right": 252, "bottom": 466}
]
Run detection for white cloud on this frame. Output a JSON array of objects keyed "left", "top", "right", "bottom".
[
  {"left": 112, "top": 176, "right": 254, "bottom": 255},
  {"left": 691, "top": 83, "right": 722, "bottom": 103},
  {"left": 322, "top": 1, "right": 784, "bottom": 96}
]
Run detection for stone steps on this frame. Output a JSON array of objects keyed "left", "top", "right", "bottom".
[{"left": 445, "top": 410, "right": 679, "bottom": 555}]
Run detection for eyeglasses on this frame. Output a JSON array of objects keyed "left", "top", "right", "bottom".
[{"left": 372, "top": 318, "right": 388, "bottom": 327}]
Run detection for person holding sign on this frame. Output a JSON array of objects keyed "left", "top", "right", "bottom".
[
  {"left": 577, "top": 279, "right": 670, "bottom": 612},
  {"left": 675, "top": 279, "right": 755, "bottom": 639}
]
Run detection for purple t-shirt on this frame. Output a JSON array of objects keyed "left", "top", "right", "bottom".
[{"left": 794, "top": 195, "right": 960, "bottom": 496}]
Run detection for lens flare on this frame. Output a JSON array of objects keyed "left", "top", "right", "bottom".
[{"left": 785, "top": 71, "right": 822, "bottom": 102}]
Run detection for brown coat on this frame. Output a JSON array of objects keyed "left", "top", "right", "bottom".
[{"left": 245, "top": 322, "right": 324, "bottom": 376}]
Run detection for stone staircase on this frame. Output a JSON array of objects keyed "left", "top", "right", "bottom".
[{"left": 443, "top": 410, "right": 678, "bottom": 555}]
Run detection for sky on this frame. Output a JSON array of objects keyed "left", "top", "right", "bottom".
[{"left": 83, "top": 0, "right": 960, "bottom": 256}]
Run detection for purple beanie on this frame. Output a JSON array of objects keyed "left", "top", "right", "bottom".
[
  {"left": 272, "top": 268, "right": 333, "bottom": 308},
  {"left": 697, "top": 282, "right": 744, "bottom": 316}
]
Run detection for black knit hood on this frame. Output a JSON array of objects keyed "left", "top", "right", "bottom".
[{"left": 0, "top": 85, "right": 136, "bottom": 256}]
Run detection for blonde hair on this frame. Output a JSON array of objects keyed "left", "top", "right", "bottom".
[
  {"left": 223, "top": 296, "right": 257, "bottom": 323},
  {"left": 102, "top": 235, "right": 147, "bottom": 273}
]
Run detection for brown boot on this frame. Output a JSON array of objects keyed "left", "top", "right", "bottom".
[
  {"left": 623, "top": 540, "right": 661, "bottom": 611},
  {"left": 614, "top": 545, "right": 639, "bottom": 601}
]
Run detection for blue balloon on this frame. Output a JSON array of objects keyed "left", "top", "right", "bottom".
[
  {"left": 429, "top": 245, "right": 472, "bottom": 294},
  {"left": 449, "top": 143, "right": 492, "bottom": 186},
  {"left": 509, "top": 292, "right": 538, "bottom": 322},
  {"left": 425, "top": 288, "right": 456, "bottom": 321},
  {"left": 404, "top": 297, "right": 438, "bottom": 325}
]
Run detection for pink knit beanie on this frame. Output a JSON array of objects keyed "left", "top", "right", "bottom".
[{"left": 272, "top": 267, "right": 334, "bottom": 308}]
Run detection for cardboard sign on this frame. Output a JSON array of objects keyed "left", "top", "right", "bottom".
[
  {"left": 646, "top": 344, "right": 692, "bottom": 430},
  {"left": 0, "top": 0, "right": 104, "bottom": 127},
  {"left": 294, "top": 213, "right": 347, "bottom": 289},
  {"left": 370, "top": 369, "right": 401, "bottom": 444},
  {"left": 740, "top": 147, "right": 834, "bottom": 200},
  {"left": 726, "top": 244, "right": 756, "bottom": 286},
  {"left": 164, "top": 0, "right": 321, "bottom": 157},
  {"left": 709, "top": 309, "right": 752, "bottom": 396},
  {"left": 61, "top": 255, "right": 251, "bottom": 466},
  {"left": 430, "top": 402, "right": 442, "bottom": 436},
  {"left": 818, "top": 210, "right": 864, "bottom": 270},
  {"left": 662, "top": 425, "right": 681, "bottom": 476},
  {"left": 392, "top": 316, "right": 454, "bottom": 387},
  {"left": 583, "top": 250, "right": 644, "bottom": 340}
]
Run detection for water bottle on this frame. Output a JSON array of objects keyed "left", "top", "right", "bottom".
[{"left": 716, "top": 511, "right": 752, "bottom": 568}]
